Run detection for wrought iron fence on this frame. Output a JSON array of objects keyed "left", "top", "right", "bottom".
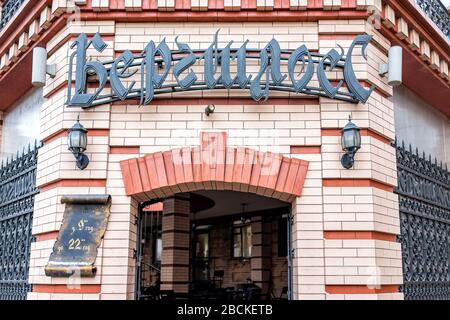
[
  {"left": 394, "top": 140, "right": 450, "bottom": 300},
  {"left": 0, "top": 142, "right": 40, "bottom": 300},
  {"left": 416, "top": 0, "right": 450, "bottom": 38},
  {"left": 0, "top": 0, "right": 26, "bottom": 31}
]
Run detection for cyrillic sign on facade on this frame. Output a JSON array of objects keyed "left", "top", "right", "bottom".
[{"left": 66, "top": 31, "right": 375, "bottom": 108}]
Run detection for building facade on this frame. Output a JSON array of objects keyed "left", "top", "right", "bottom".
[{"left": 0, "top": 0, "right": 448, "bottom": 300}]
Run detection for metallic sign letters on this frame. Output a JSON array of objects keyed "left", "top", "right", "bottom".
[{"left": 66, "top": 31, "right": 375, "bottom": 108}]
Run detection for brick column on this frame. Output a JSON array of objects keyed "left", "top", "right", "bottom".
[
  {"left": 251, "top": 215, "right": 272, "bottom": 299},
  {"left": 160, "top": 194, "right": 191, "bottom": 295}
]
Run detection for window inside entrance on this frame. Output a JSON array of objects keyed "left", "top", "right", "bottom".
[
  {"left": 232, "top": 219, "right": 252, "bottom": 259},
  {"left": 194, "top": 226, "right": 211, "bottom": 281},
  {"left": 278, "top": 217, "right": 288, "bottom": 257}
]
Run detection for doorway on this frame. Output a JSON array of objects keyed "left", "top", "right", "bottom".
[{"left": 135, "top": 190, "right": 293, "bottom": 300}]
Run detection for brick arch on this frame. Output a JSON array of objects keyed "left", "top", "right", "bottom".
[{"left": 120, "top": 132, "right": 309, "bottom": 203}]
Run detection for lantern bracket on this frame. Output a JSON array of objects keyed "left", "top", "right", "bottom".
[
  {"left": 74, "top": 152, "right": 90, "bottom": 170},
  {"left": 341, "top": 151, "right": 356, "bottom": 169}
]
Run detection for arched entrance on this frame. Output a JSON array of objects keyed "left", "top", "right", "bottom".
[{"left": 120, "top": 132, "right": 309, "bottom": 300}]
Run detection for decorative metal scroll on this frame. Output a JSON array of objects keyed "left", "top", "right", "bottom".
[
  {"left": 0, "top": 142, "right": 40, "bottom": 300},
  {"left": 66, "top": 32, "right": 376, "bottom": 108},
  {"left": 45, "top": 195, "right": 111, "bottom": 277},
  {"left": 416, "top": 0, "right": 450, "bottom": 38},
  {"left": 394, "top": 140, "right": 450, "bottom": 300},
  {"left": 0, "top": 0, "right": 26, "bottom": 31}
]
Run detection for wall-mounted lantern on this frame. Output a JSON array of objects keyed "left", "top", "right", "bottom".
[
  {"left": 205, "top": 104, "right": 215, "bottom": 116},
  {"left": 68, "top": 116, "right": 89, "bottom": 170},
  {"left": 341, "top": 116, "right": 361, "bottom": 169}
]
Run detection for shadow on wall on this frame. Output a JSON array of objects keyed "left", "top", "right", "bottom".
[
  {"left": 392, "top": 85, "right": 450, "bottom": 166},
  {"left": 0, "top": 87, "right": 43, "bottom": 162}
]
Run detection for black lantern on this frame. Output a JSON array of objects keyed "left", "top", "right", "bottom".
[
  {"left": 68, "top": 116, "right": 89, "bottom": 170},
  {"left": 205, "top": 104, "right": 215, "bottom": 116},
  {"left": 340, "top": 116, "right": 361, "bottom": 169}
]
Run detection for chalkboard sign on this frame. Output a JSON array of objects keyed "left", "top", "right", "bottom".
[{"left": 45, "top": 194, "right": 111, "bottom": 277}]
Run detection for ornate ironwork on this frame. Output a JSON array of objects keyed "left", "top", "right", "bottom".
[
  {"left": 0, "top": 0, "right": 26, "bottom": 31},
  {"left": 0, "top": 142, "right": 40, "bottom": 300},
  {"left": 416, "top": 0, "right": 450, "bottom": 38},
  {"left": 394, "top": 140, "right": 450, "bottom": 300}
]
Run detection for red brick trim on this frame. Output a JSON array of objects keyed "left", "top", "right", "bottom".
[
  {"left": 143, "top": 202, "right": 163, "bottom": 211},
  {"left": 290, "top": 146, "right": 321, "bottom": 154},
  {"left": 39, "top": 179, "right": 107, "bottom": 192},
  {"left": 323, "top": 178, "right": 393, "bottom": 191},
  {"left": 34, "top": 231, "right": 59, "bottom": 242},
  {"left": 88, "top": 129, "right": 110, "bottom": 137},
  {"left": 379, "top": 23, "right": 449, "bottom": 117},
  {"left": 383, "top": 0, "right": 450, "bottom": 62},
  {"left": 33, "top": 284, "right": 101, "bottom": 294},
  {"left": 321, "top": 128, "right": 392, "bottom": 145},
  {"left": 120, "top": 132, "right": 309, "bottom": 202},
  {"left": 0, "top": 16, "right": 69, "bottom": 111},
  {"left": 322, "top": 178, "right": 394, "bottom": 192},
  {"left": 325, "top": 285, "right": 400, "bottom": 294},
  {"left": 0, "top": 5, "right": 369, "bottom": 58},
  {"left": 360, "top": 129, "right": 392, "bottom": 144},
  {"left": 79, "top": 10, "right": 369, "bottom": 24},
  {"left": 42, "top": 128, "right": 110, "bottom": 145},
  {"left": 0, "top": 0, "right": 49, "bottom": 54},
  {"left": 321, "top": 128, "right": 345, "bottom": 136},
  {"left": 110, "top": 146, "right": 140, "bottom": 154},
  {"left": 43, "top": 81, "right": 68, "bottom": 99},
  {"left": 41, "top": 129, "right": 67, "bottom": 145},
  {"left": 324, "top": 231, "right": 397, "bottom": 242}
]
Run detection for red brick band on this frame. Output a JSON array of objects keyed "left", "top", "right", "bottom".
[
  {"left": 325, "top": 285, "right": 400, "bottom": 294},
  {"left": 143, "top": 202, "right": 163, "bottom": 211},
  {"left": 110, "top": 146, "right": 140, "bottom": 154},
  {"left": 34, "top": 231, "right": 59, "bottom": 242},
  {"left": 321, "top": 128, "right": 392, "bottom": 145},
  {"left": 42, "top": 128, "right": 110, "bottom": 145},
  {"left": 290, "top": 146, "right": 321, "bottom": 154},
  {"left": 39, "top": 179, "right": 107, "bottom": 192},
  {"left": 322, "top": 178, "right": 394, "bottom": 192},
  {"left": 324, "top": 231, "right": 397, "bottom": 242},
  {"left": 33, "top": 284, "right": 101, "bottom": 294}
]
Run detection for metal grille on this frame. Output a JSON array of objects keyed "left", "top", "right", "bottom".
[
  {"left": 0, "top": 143, "right": 40, "bottom": 300},
  {"left": 394, "top": 140, "right": 450, "bottom": 300},
  {"left": 416, "top": 0, "right": 450, "bottom": 38},
  {"left": 0, "top": 0, "right": 26, "bottom": 31}
]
